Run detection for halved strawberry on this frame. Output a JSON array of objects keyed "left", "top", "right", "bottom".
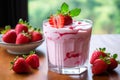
[
  {"left": 49, "top": 14, "right": 64, "bottom": 28},
  {"left": 48, "top": 2, "right": 81, "bottom": 28},
  {"left": 57, "top": 14, "right": 64, "bottom": 28},
  {"left": 49, "top": 15, "right": 55, "bottom": 26}
]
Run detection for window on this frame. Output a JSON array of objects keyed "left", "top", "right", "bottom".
[{"left": 28, "top": 0, "right": 120, "bottom": 34}]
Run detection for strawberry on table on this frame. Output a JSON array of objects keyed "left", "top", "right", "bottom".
[
  {"left": 107, "top": 54, "right": 119, "bottom": 71},
  {"left": 11, "top": 57, "right": 31, "bottom": 73},
  {"left": 90, "top": 48, "right": 120, "bottom": 75},
  {"left": 15, "top": 19, "right": 28, "bottom": 35},
  {"left": 108, "top": 58, "right": 118, "bottom": 71},
  {"left": 90, "top": 48, "right": 107, "bottom": 64},
  {"left": 25, "top": 51, "right": 39, "bottom": 69},
  {"left": 16, "top": 32, "right": 31, "bottom": 44},
  {"left": 92, "top": 58, "right": 108, "bottom": 75}
]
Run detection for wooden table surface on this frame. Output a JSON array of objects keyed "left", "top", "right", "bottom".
[{"left": 0, "top": 34, "right": 120, "bottom": 80}]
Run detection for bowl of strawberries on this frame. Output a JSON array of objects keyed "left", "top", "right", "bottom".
[{"left": 0, "top": 19, "right": 44, "bottom": 55}]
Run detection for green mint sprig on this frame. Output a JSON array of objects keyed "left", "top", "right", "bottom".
[
  {"left": 58, "top": 2, "right": 81, "bottom": 17},
  {"left": 69, "top": 8, "right": 81, "bottom": 17},
  {"left": 61, "top": 2, "right": 69, "bottom": 14}
]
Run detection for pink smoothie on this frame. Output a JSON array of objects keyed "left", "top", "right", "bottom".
[{"left": 43, "top": 19, "right": 92, "bottom": 67}]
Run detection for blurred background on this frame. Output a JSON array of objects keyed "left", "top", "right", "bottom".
[
  {"left": 28, "top": 0, "right": 120, "bottom": 34},
  {"left": 0, "top": 0, "right": 120, "bottom": 34}
]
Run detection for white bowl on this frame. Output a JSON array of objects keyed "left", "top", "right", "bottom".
[{"left": 0, "top": 35, "right": 44, "bottom": 55}]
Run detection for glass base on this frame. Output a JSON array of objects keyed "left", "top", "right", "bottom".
[{"left": 49, "top": 66, "right": 87, "bottom": 75}]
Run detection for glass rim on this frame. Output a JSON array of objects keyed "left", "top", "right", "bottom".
[{"left": 43, "top": 19, "right": 93, "bottom": 25}]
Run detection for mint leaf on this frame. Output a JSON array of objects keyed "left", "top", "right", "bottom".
[
  {"left": 61, "top": 2, "right": 69, "bottom": 14},
  {"left": 69, "top": 8, "right": 81, "bottom": 17}
]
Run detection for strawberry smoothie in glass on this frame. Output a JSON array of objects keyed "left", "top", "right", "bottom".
[{"left": 43, "top": 2, "right": 92, "bottom": 74}]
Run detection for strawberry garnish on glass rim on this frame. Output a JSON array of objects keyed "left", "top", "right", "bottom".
[
  {"left": 49, "top": 2, "right": 81, "bottom": 28},
  {"left": 49, "top": 14, "right": 64, "bottom": 28}
]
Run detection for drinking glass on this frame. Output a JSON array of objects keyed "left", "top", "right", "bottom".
[{"left": 43, "top": 19, "right": 92, "bottom": 74}]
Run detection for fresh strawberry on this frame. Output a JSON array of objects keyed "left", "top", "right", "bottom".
[
  {"left": 91, "top": 48, "right": 120, "bottom": 74},
  {"left": 49, "top": 14, "right": 64, "bottom": 28},
  {"left": 25, "top": 51, "right": 39, "bottom": 69},
  {"left": 57, "top": 14, "right": 64, "bottom": 28},
  {"left": 49, "top": 15, "right": 55, "bottom": 26},
  {"left": 11, "top": 57, "right": 31, "bottom": 73},
  {"left": 48, "top": 2, "right": 81, "bottom": 27},
  {"left": 49, "top": 15, "right": 72, "bottom": 27},
  {"left": 15, "top": 24, "right": 28, "bottom": 35},
  {"left": 2, "top": 29, "right": 17, "bottom": 43},
  {"left": 107, "top": 54, "right": 119, "bottom": 71},
  {"left": 15, "top": 19, "right": 29, "bottom": 35},
  {"left": 16, "top": 32, "right": 31, "bottom": 44},
  {"left": 64, "top": 15, "right": 72, "bottom": 25},
  {"left": 90, "top": 48, "right": 107, "bottom": 64},
  {"left": 107, "top": 58, "right": 118, "bottom": 71},
  {"left": 31, "top": 30, "right": 42, "bottom": 42},
  {"left": 1, "top": 25, "right": 11, "bottom": 34},
  {"left": 92, "top": 58, "right": 108, "bottom": 75}
]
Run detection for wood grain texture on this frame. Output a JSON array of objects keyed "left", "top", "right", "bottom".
[{"left": 0, "top": 34, "right": 120, "bottom": 80}]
